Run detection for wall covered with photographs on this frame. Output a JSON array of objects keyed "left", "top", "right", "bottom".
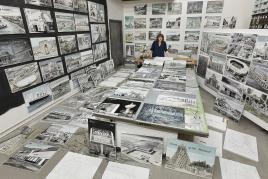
[
  {"left": 197, "top": 29, "right": 268, "bottom": 131},
  {"left": 0, "top": 0, "right": 110, "bottom": 129}
]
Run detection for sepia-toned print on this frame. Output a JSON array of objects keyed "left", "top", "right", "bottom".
[
  {"left": 58, "top": 35, "right": 77, "bottom": 55},
  {"left": 77, "top": 33, "right": 91, "bottom": 50},
  {"left": 55, "top": 12, "right": 75, "bottom": 32},
  {"left": 125, "top": 16, "right": 134, "bottom": 29},
  {"left": 152, "top": 3, "right": 166, "bottom": 15},
  {"left": 134, "top": 18, "right": 146, "bottom": 29},
  {"left": 39, "top": 57, "right": 64, "bottom": 82},
  {"left": 25, "top": 0, "right": 52, "bottom": 7},
  {"left": 65, "top": 52, "right": 82, "bottom": 73},
  {"left": 187, "top": 1, "right": 203, "bottom": 14},
  {"left": 134, "top": 4, "right": 147, "bottom": 15},
  {"left": 150, "top": 18, "right": 163, "bottom": 29},
  {"left": 30, "top": 37, "right": 58, "bottom": 60},
  {"left": 74, "top": 14, "right": 89, "bottom": 31},
  {"left": 53, "top": 0, "right": 73, "bottom": 11},
  {"left": 186, "top": 17, "right": 202, "bottom": 29},
  {"left": 93, "top": 42, "right": 108, "bottom": 61},
  {"left": 167, "top": 2, "right": 182, "bottom": 15},
  {"left": 206, "top": 0, "right": 224, "bottom": 13},
  {"left": 91, "top": 24, "right": 107, "bottom": 43}
]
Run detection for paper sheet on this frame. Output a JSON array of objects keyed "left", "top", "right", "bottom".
[{"left": 205, "top": 113, "right": 227, "bottom": 132}]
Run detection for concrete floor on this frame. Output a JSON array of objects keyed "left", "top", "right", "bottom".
[{"left": 0, "top": 88, "right": 267, "bottom": 179}]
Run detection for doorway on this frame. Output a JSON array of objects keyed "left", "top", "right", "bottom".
[{"left": 109, "top": 20, "right": 123, "bottom": 67}]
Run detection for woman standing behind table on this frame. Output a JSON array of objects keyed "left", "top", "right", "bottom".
[{"left": 150, "top": 33, "right": 168, "bottom": 58}]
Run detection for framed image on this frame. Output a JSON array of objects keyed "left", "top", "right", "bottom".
[
  {"left": 55, "top": 12, "right": 75, "bottom": 32},
  {"left": 223, "top": 16, "right": 237, "bottom": 29},
  {"left": 152, "top": 3, "right": 166, "bottom": 15},
  {"left": 0, "top": 5, "right": 25, "bottom": 34},
  {"left": 134, "top": 18, "right": 146, "bottom": 29},
  {"left": 206, "top": 0, "right": 224, "bottom": 13},
  {"left": 252, "top": 36, "right": 268, "bottom": 61},
  {"left": 166, "top": 17, "right": 181, "bottom": 29},
  {"left": 125, "top": 16, "right": 134, "bottom": 29},
  {"left": 167, "top": 2, "right": 182, "bottom": 15},
  {"left": 39, "top": 57, "right": 64, "bottom": 82},
  {"left": 93, "top": 42, "right": 108, "bottom": 61},
  {"left": 58, "top": 35, "right": 77, "bottom": 55},
  {"left": 125, "top": 32, "right": 134, "bottom": 43},
  {"left": 186, "top": 17, "right": 202, "bottom": 29},
  {"left": 134, "top": 4, "right": 147, "bottom": 15},
  {"left": 88, "top": 2, "right": 105, "bottom": 22},
  {"left": 149, "top": 18, "right": 163, "bottom": 29},
  {"left": 149, "top": 31, "right": 161, "bottom": 41},
  {"left": 53, "top": 0, "right": 74, "bottom": 11},
  {"left": 73, "top": 0, "right": 88, "bottom": 13},
  {"left": 166, "top": 31, "right": 180, "bottom": 41},
  {"left": 30, "top": 37, "right": 58, "bottom": 60},
  {"left": 204, "top": 16, "right": 221, "bottom": 29},
  {"left": 91, "top": 24, "right": 107, "bottom": 43},
  {"left": 134, "top": 31, "right": 146, "bottom": 41},
  {"left": 77, "top": 33, "right": 91, "bottom": 50},
  {"left": 65, "top": 52, "right": 82, "bottom": 73},
  {"left": 74, "top": 14, "right": 89, "bottom": 31},
  {"left": 187, "top": 1, "right": 203, "bottom": 14},
  {"left": 49, "top": 76, "right": 71, "bottom": 100},
  {"left": 185, "top": 31, "right": 200, "bottom": 42},
  {"left": 5, "top": 62, "right": 42, "bottom": 93},
  {"left": 25, "top": 0, "right": 52, "bottom": 7},
  {"left": 0, "top": 38, "right": 33, "bottom": 67},
  {"left": 126, "top": 44, "right": 134, "bottom": 57}
]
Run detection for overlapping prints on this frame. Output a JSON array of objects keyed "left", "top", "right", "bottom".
[
  {"left": 78, "top": 74, "right": 95, "bottom": 93},
  {"left": 160, "top": 60, "right": 187, "bottom": 83}
]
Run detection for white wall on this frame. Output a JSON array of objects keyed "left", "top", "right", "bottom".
[{"left": 107, "top": 0, "right": 124, "bottom": 21}]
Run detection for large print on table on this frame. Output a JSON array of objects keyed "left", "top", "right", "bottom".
[
  {"left": 30, "top": 37, "right": 58, "bottom": 60},
  {"left": 93, "top": 42, "right": 108, "bottom": 61}
]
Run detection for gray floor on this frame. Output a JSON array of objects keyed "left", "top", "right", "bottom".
[{"left": 0, "top": 88, "right": 267, "bottom": 179}]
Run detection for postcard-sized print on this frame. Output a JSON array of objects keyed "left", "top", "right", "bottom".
[
  {"left": 91, "top": 24, "right": 107, "bottom": 43},
  {"left": 25, "top": 0, "right": 52, "bottom": 7},
  {"left": 73, "top": 0, "right": 88, "bottom": 13},
  {"left": 5, "top": 62, "right": 42, "bottom": 93},
  {"left": 207, "top": 51, "right": 227, "bottom": 74},
  {"left": 22, "top": 83, "right": 52, "bottom": 112},
  {"left": 70, "top": 68, "right": 86, "bottom": 89},
  {"left": 150, "top": 18, "right": 163, "bottom": 29},
  {"left": 24, "top": 8, "right": 54, "bottom": 33},
  {"left": 55, "top": 12, "right": 75, "bottom": 32},
  {"left": 134, "top": 31, "right": 146, "bottom": 41},
  {"left": 0, "top": 38, "right": 33, "bottom": 67},
  {"left": 93, "top": 42, "right": 108, "bottom": 61},
  {"left": 205, "top": 69, "right": 222, "bottom": 92},
  {"left": 135, "top": 43, "right": 147, "bottom": 53},
  {"left": 42, "top": 106, "right": 77, "bottom": 124},
  {"left": 88, "top": 1, "right": 98, "bottom": 22},
  {"left": 58, "top": 35, "right": 77, "bottom": 55},
  {"left": 81, "top": 50, "right": 94, "bottom": 66},
  {"left": 223, "top": 16, "right": 237, "bottom": 29},
  {"left": 184, "top": 44, "right": 199, "bottom": 55},
  {"left": 204, "top": 16, "right": 221, "bottom": 29},
  {"left": 166, "top": 17, "right": 181, "bottom": 29},
  {"left": 185, "top": 31, "right": 200, "bottom": 42},
  {"left": 77, "top": 33, "right": 91, "bottom": 50},
  {"left": 167, "top": 2, "right": 182, "bottom": 15},
  {"left": 0, "top": 5, "right": 25, "bottom": 34},
  {"left": 53, "top": 0, "right": 74, "bottom": 11},
  {"left": 152, "top": 3, "right": 166, "bottom": 15},
  {"left": 220, "top": 76, "right": 245, "bottom": 102},
  {"left": 186, "top": 17, "right": 202, "bottom": 29},
  {"left": 126, "top": 44, "right": 134, "bottom": 57},
  {"left": 166, "top": 31, "right": 180, "bottom": 41},
  {"left": 125, "top": 32, "right": 134, "bottom": 43},
  {"left": 165, "top": 139, "right": 216, "bottom": 179},
  {"left": 134, "top": 18, "right": 146, "bottom": 29},
  {"left": 120, "top": 133, "right": 163, "bottom": 166},
  {"left": 227, "top": 43, "right": 255, "bottom": 60},
  {"left": 206, "top": 0, "right": 224, "bottom": 13},
  {"left": 230, "top": 33, "right": 257, "bottom": 51},
  {"left": 39, "top": 57, "right": 64, "bottom": 82},
  {"left": 31, "top": 37, "right": 58, "bottom": 60},
  {"left": 204, "top": 33, "right": 232, "bottom": 54},
  {"left": 252, "top": 36, "right": 268, "bottom": 61},
  {"left": 4, "top": 140, "right": 59, "bottom": 171},
  {"left": 223, "top": 56, "right": 251, "bottom": 83},
  {"left": 187, "top": 1, "right": 203, "bottom": 14},
  {"left": 134, "top": 4, "right": 147, "bottom": 15},
  {"left": 50, "top": 76, "right": 71, "bottom": 100},
  {"left": 97, "top": 3, "right": 105, "bottom": 23},
  {"left": 78, "top": 74, "right": 95, "bottom": 92},
  {"left": 65, "top": 52, "right": 82, "bottom": 73},
  {"left": 113, "top": 86, "right": 149, "bottom": 101},
  {"left": 197, "top": 54, "right": 209, "bottom": 78},
  {"left": 149, "top": 31, "right": 160, "bottom": 41},
  {"left": 125, "top": 16, "right": 134, "bottom": 29},
  {"left": 74, "top": 14, "right": 89, "bottom": 31},
  {"left": 0, "top": 134, "right": 27, "bottom": 156}
]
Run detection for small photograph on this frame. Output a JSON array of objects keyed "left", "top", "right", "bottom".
[
  {"left": 5, "top": 62, "right": 42, "bottom": 93},
  {"left": 154, "top": 80, "right": 186, "bottom": 92},
  {"left": 73, "top": 0, "right": 88, "bottom": 13},
  {"left": 205, "top": 69, "right": 222, "bottom": 92},
  {"left": 152, "top": 3, "right": 166, "bottom": 15},
  {"left": 206, "top": 0, "right": 224, "bottom": 13},
  {"left": 186, "top": 17, "right": 202, "bottom": 29},
  {"left": 150, "top": 18, "right": 163, "bottom": 29},
  {"left": 149, "top": 31, "right": 161, "bottom": 41},
  {"left": 113, "top": 87, "right": 149, "bottom": 101},
  {"left": 53, "top": 0, "right": 74, "bottom": 11},
  {"left": 166, "top": 17, "right": 181, "bottom": 29},
  {"left": 207, "top": 51, "right": 227, "bottom": 74},
  {"left": 91, "top": 24, "right": 107, "bottom": 43},
  {"left": 204, "top": 16, "right": 221, "bottom": 29},
  {"left": 134, "top": 4, "right": 147, "bottom": 15},
  {"left": 220, "top": 76, "right": 245, "bottom": 102},
  {"left": 93, "top": 42, "right": 108, "bottom": 61},
  {"left": 222, "top": 16, "right": 237, "bottom": 29},
  {"left": 88, "top": 2, "right": 105, "bottom": 23},
  {"left": 135, "top": 43, "right": 147, "bottom": 53},
  {"left": 185, "top": 31, "right": 200, "bottom": 42},
  {"left": 97, "top": 3, "right": 105, "bottom": 23},
  {"left": 125, "top": 32, "right": 134, "bottom": 43},
  {"left": 166, "top": 31, "right": 180, "bottom": 41},
  {"left": 77, "top": 33, "right": 91, "bottom": 50},
  {"left": 187, "top": 1, "right": 203, "bottom": 14},
  {"left": 134, "top": 18, "right": 146, "bottom": 29},
  {"left": 78, "top": 74, "right": 95, "bottom": 92},
  {"left": 252, "top": 36, "right": 268, "bottom": 61},
  {"left": 246, "top": 59, "right": 268, "bottom": 94},
  {"left": 125, "top": 16, "right": 134, "bottom": 29},
  {"left": 42, "top": 106, "right": 77, "bottom": 124},
  {"left": 167, "top": 2, "right": 182, "bottom": 15},
  {"left": 134, "top": 31, "right": 146, "bottom": 41},
  {"left": 55, "top": 12, "right": 75, "bottom": 32},
  {"left": 25, "top": 0, "right": 52, "bottom": 7},
  {"left": 4, "top": 140, "right": 59, "bottom": 171},
  {"left": 50, "top": 76, "right": 71, "bottom": 100},
  {"left": 22, "top": 84, "right": 52, "bottom": 112},
  {"left": 74, "top": 14, "right": 89, "bottom": 31},
  {"left": 81, "top": 50, "right": 94, "bottom": 67},
  {"left": 165, "top": 139, "right": 216, "bottom": 179},
  {"left": 24, "top": 8, "right": 54, "bottom": 33},
  {"left": 201, "top": 33, "right": 232, "bottom": 54},
  {"left": 30, "top": 37, "right": 58, "bottom": 60},
  {"left": 0, "top": 5, "right": 25, "bottom": 34},
  {"left": 39, "top": 57, "right": 64, "bottom": 82},
  {"left": 58, "top": 35, "right": 77, "bottom": 55},
  {"left": 197, "top": 54, "right": 209, "bottom": 78},
  {"left": 184, "top": 44, "right": 199, "bottom": 55},
  {"left": 120, "top": 133, "right": 163, "bottom": 166},
  {"left": 65, "top": 52, "right": 82, "bottom": 73},
  {"left": 223, "top": 56, "right": 251, "bottom": 83},
  {"left": 126, "top": 45, "right": 135, "bottom": 57},
  {"left": 0, "top": 38, "right": 33, "bottom": 67},
  {"left": 70, "top": 69, "right": 86, "bottom": 89}
]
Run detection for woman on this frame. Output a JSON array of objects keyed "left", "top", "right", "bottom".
[{"left": 150, "top": 33, "right": 168, "bottom": 57}]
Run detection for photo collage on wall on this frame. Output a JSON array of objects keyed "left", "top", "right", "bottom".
[
  {"left": 123, "top": 0, "right": 226, "bottom": 58},
  {"left": 0, "top": 0, "right": 109, "bottom": 114}
]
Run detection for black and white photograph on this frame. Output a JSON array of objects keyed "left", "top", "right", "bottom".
[
  {"left": 88, "top": 1, "right": 98, "bottom": 22},
  {"left": 91, "top": 24, "right": 107, "bottom": 43},
  {"left": 187, "top": 1, "right": 203, "bottom": 14},
  {"left": 204, "top": 16, "right": 221, "bottom": 29},
  {"left": 25, "top": 0, "right": 52, "bottom": 7},
  {"left": 24, "top": 8, "right": 54, "bottom": 33},
  {"left": 22, "top": 84, "right": 52, "bottom": 112},
  {"left": 197, "top": 54, "right": 209, "bottom": 78},
  {"left": 74, "top": 14, "right": 89, "bottom": 31},
  {"left": 39, "top": 57, "right": 64, "bottom": 82},
  {"left": 93, "top": 42, "right": 108, "bottom": 61},
  {"left": 230, "top": 33, "right": 257, "bottom": 48},
  {"left": 206, "top": 0, "right": 224, "bottom": 13},
  {"left": 184, "top": 44, "right": 199, "bottom": 55},
  {"left": 125, "top": 16, "right": 134, "bottom": 29},
  {"left": 55, "top": 12, "right": 75, "bottom": 32},
  {"left": 81, "top": 50, "right": 94, "bottom": 67},
  {"left": 42, "top": 106, "right": 76, "bottom": 124},
  {"left": 186, "top": 17, "right": 202, "bottom": 29},
  {"left": 58, "top": 35, "right": 77, "bottom": 55},
  {"left": 4, "top": 140, "right": 59, "bottom": 171},
  {"left": 134, "top": 4, "right": 147, "bottom": 15},
  {"left": 152, "top": 3, "right": 166, "bottom": 15},
  {"left": 78, "top": 74, "right": 95, "bottom": 92},
  {"left": 70, "top": 69, "right": 86, "bottom": 89},
  {"left": 205, "top": 69, "right": 222, "bottom": 92},
  {"left": 134, "top": 18, "right": 146, "bottom": 29},
  {"left": 223, "top": 16, "right": 237, "bottom": 29},
  {"left": 166, "top": 31, "right": 180, "bottom": 41},
  {"left": 97, "top": 3, "right": 105, "bottom": 23},
  {"left": 149, "top": 31, "right": 161, "bottom": 40},
  {"left": 77, "top": 33, "right": 91, "bottom": 50},
  {"left": 227, "top": 43, "right": 255, "bottom": 60},
  {"left": 150, "top": 18, "right": 163, "bottom": 29},
  {"left": 125, "top": 32, "right": 134, "bottom": 43},
  {"left": 65, "top": 52, "right": 82, "bottom": 73},
  {"left": 0, "top": 38, "right": 33, "bottom": 67},
  {"left": 0, "top": 5, "right": 25, "bottom": 34},
  {"left": 154, "top": 80, "right": 186, "bottom": 92},
  {"left": 113, "top": 87, "right": 149, "bottom": 101},
  {"left": 53, "top": 0, "right": 73, "bottom": 11},
  {"left": 220, "top": 76, "right": 245, "bottom": 102},
  {"left": 166, "top": 17, "right": 181, "bottom": 29},
  {"left": 252, "top": 36, "right": 268, "bottom": 61},
  {"left": 73, "top": 0, "right": 88, "bottom": 13},
  {"left": 5, "top": 62, "right": 42, "bottom": 93},
  {"left": 223, "top": 56, "right": 251, "bottom": 83},
  {"left": 126, "top": 45, "right": 135, "bottom": 57},
  {"left": 30, "top": 37, "right": 58, "bottom": 60},
  {"left": 50, "top": 76, "right": 71, "bottom": 100},
  {"left": 207, "top": 51, "right": 227, "bottom": 74},
  {"left": 167, "top": 2, "right": 182, "bottom": 15},
  {"left": 185, "top": 31, "right": 200, "bottom": 42},
  {"left": 120, "top": 133, "right": 163, "bottom": 166},
  {"left": 134, "top": 31, "right": 146, "bottom": 41}
]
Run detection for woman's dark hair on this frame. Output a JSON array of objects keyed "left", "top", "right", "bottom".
[{"left": 156, "top": 33, "right": 165, "bottom": 42}]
